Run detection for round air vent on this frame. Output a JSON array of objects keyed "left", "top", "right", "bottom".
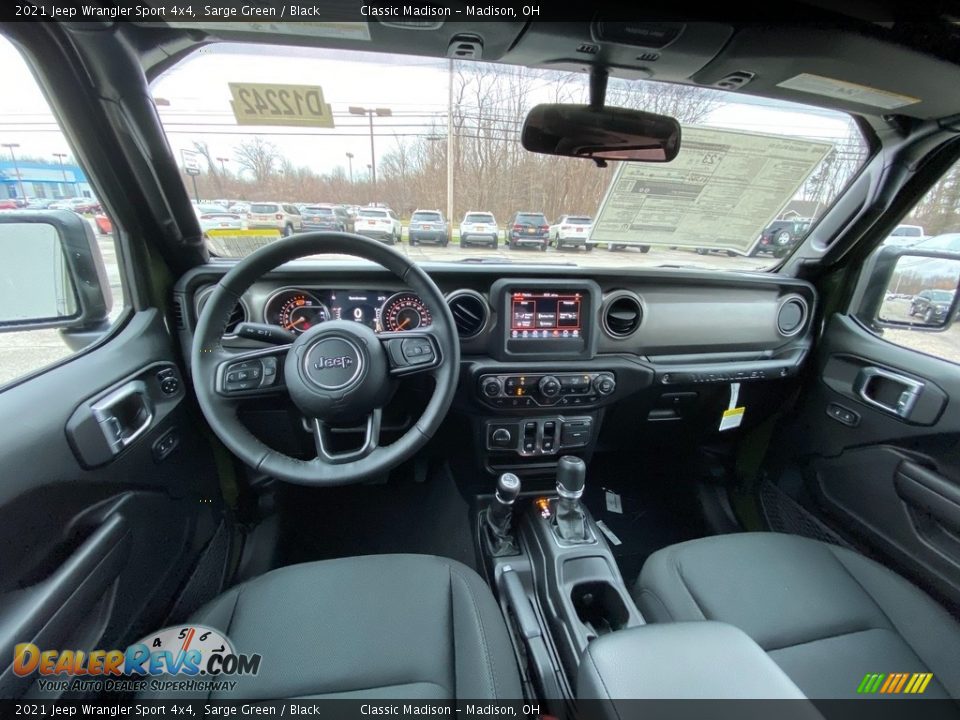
[
  {"left": 777, "top": 296, "right": 808, "bottom": 337},
  {"left": 196, "top": 287, "right": 248, "bottom": 336},
  {"left": 603, "top": 293, "right": 643, "bottom": 338},
  {"left": 446, "top": 290, "right": 489, "bottom": 339}
]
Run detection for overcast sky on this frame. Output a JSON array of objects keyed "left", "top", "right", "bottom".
[{"left": 0, "top": 36, "right": 860, "bottom": 181}]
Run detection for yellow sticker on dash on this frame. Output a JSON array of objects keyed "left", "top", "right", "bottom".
[
  {"left": 719, "top": 407, "right": 745, "bottom": 432},
  {"left": 228, "top": 83, "right": 335, "bottom": 128}
]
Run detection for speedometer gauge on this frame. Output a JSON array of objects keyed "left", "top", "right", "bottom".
[
  {"left": 382, "top": 292, "right": 432, "bottom": 332},
  {"left": 264, "top": 290, "right": 330, "bottom": 334}
]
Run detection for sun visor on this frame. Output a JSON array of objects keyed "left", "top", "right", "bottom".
[{"left": 691, "top": 27, "right": 960, "bottom": 120}]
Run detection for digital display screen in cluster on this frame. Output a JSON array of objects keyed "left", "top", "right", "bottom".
[{"left": 510, "top": 291, "right": 582, "bottom": 340}]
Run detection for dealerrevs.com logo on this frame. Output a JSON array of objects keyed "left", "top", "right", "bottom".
[{"left": 13, "top": 625, "right": 261, "bottom": 694}]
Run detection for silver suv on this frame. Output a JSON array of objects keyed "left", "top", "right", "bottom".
[{"left": 247, "top": 202, "right": 303, "bottom": 237}]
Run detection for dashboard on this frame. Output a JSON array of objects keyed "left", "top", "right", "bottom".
[{"left": 177, "top": 262, "right": 817, "bottom": 466}]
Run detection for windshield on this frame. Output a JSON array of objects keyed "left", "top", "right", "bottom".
[
  {"left": 152, "top": 44, "right": 869, "bottom": 270},
  {"left": 305, "top": 207, "right": 333, "bottom": 215},
  {"left": 412, "top": 212, "right": 443, "bottom": 222}
]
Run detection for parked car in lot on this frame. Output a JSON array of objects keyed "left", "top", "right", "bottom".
[
  {"left": 915, "top": 233, "right": 960, "bottom": 253},
  {"left": 910, "top": 289, "right": 956, "bottom": 323},
  {"left": 608, "top": 242, "right": 651, "bottom": 253},
  {"left": 246, "top": 202, "right": 302, "bottom": 237},
  {"left": 750, "top": 219, "right": 810, "bottom": 257},
  {"left": 549, "top": 215, "right": 594, "bottom": 250},
  {"left": 93, "top": 214, "right": 113, "bottom": 235},
  {"left": 506, "top": 211, "right": 549, "bottom": 250},
  {"left": 459, "top": 211, "right": 499, "bottom": 248},
  {"left": 408, "top": 209, "right": 449, "bottom": 246},
  {"left": 49, "top": 197, "right": 100, "bottom": 213},
  {"left": 193, "top": 203, "right": 244, "bottom": 235},
  {"left": 301, "top": 205, "right": 347, "bottom": 232},
  {"left": 883, "top": 224, "right": 927, "bottom": 247},
  {"left": 354, "top": 206, "right": 402, "bottom": 244},
  {"left": 0, "top": 199, "right": 18, "bottom": 210},
  {"left": 25, "top": 199, "right": 56, "bottom": 209}
]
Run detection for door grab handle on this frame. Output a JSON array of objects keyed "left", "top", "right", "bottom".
[
  {"left": 852, "top": 367, "right": 924, "bottom": 419},
  {"left": 90, "top": 380, "right": 154, "bottom": 454}
]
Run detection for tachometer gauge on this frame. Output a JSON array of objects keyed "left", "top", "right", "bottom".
[
  {"left": 382, "top": 292, "right": 432, "bottom": 332},
  {"left": 264, "top": 290, "right": 329, "bottom": 334}
]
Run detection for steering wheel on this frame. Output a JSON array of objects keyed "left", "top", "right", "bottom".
[{"left": 191, "top": 232, "right": 460, "bottom": 485}]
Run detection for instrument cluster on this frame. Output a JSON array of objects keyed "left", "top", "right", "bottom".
[{"left": 262, "top": 288, "right": 432, "bottom": 335}]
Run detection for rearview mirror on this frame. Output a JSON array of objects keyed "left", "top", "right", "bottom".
[
  {"left": 521, "top": 104, "right": 681, "bottom": 164},
  {"left": 0, "top": 211, "right": 112, "bottom": 346},
  {"left": 872, "top": 251, "right": 960, "bottom": 332}
]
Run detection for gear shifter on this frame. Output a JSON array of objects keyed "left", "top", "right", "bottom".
[
  {"left": 553, "top": 456, "right": 591, "bottom": 543},
  {"left": 484, "top": 472, "right": 521, "bottom": 556}
]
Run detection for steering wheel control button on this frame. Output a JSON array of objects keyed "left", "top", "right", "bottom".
[
  {"left": 401, "top": 337, "right": 435, "bottom": 364},
  {"left": 224, "top": 359, "right": 268, "bottom": 392},
  {"left": 304, "top": 337, "right": 363, "bottom": 390}
]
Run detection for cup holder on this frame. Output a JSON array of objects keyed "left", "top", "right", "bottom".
[{"left": 570, "top": 581, "right": 630, "bottom": 638}]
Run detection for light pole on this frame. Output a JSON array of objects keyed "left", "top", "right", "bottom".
[
  {"left": 345, "top": 152, "right": 354, "bottom": 183},
  {"left": 349, "top": 106, "right": 391, "bottom": 193},
  {"left": 2, "top": 143, "right": 26, "bottom": 202},
  {"left": 216, "top": 157, "right": 229, "bottom": 175},
  {"left": 52, "top": 152, "right": 70, "bottom": 198}
]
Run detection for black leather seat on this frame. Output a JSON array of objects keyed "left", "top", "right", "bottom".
[
  {"left": 163, "top": 554, "right": 521, "bottom": 699},
  {"left": 634, "top": 532, "right": 960, "bottom": 699}
]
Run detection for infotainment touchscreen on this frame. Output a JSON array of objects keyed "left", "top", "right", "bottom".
[{"left": 510, "top": 291, "right": 582, "bottom": 340}]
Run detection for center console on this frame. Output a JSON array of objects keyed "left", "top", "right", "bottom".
[{"left": 478, "top": 459, "right": 643, "bottom": 711}]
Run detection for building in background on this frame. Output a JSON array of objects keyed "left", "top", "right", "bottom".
[{"left": 0, "top": 159, "right": 93, "bottom": 200}]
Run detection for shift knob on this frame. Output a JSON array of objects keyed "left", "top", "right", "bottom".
[
  {"left": 496, "top": 472, "right": 521, "bottom": 504},
  {"left": 556, "top": 455, "right": 586, "bottom": 497}
]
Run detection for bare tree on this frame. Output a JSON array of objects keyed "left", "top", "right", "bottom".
[{"left": 234, "top": 138, "right": 280, "bottom": 183}]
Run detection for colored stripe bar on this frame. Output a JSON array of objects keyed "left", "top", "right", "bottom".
[
  {"left": 904, "top": 674, "right": 920, "bottom": 694},
  {"left": 917, "top": 673, "right": 934, "bottom": 694},
  {"left": 880, "top": 674, "right": 897, "bottom": 694}
]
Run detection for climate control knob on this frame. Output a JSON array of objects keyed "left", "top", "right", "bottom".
[
  {"left": 594, "top": 374, "right": 616, "bottom": 396},
  {"left": 539, "top": 375, "right": 561, "bottom": 398},
  {"left": 481, "top": 376, "right": 502, "bottom": 398}
]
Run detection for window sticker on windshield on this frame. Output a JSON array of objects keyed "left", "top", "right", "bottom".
[
  {"left": 590, "top": 126, "right": 831, "bottom": 256},
  {"left": 228, "top": 82, "right": 334, "bottom": 128},
  {"left": 777, "top": 73, "right": 919, "bottom": 111}
]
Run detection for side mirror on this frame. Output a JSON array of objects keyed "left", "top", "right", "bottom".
[
  {"left": 867, "top": 248, "right": 960, "bottom": 333},
  {"left": 521, "top": 104, "right": 681, "bottom": 165},
  {"left": 0, "top": 211, "right": 112, "bottom": 348}
]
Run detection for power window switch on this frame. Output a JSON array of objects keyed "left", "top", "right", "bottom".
[{"left": 827, "top": 403, "right": 860, "bottom": 427}]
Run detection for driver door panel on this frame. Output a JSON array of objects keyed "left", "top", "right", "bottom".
[{"left": 0, "top": 310, "right": 224, "bottom": 697}]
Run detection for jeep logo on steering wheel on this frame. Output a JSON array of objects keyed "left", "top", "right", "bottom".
[{"left": 314, "top": 356, "right": 354, "bottom": 370}]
